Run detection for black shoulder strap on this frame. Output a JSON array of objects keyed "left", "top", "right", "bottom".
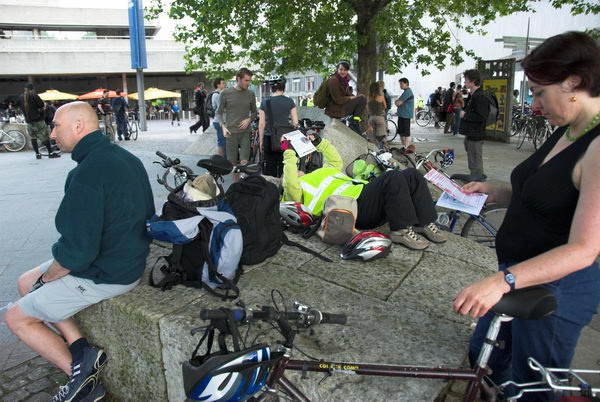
[{"left": 281, "top": 232, "right": 332, "bottom": 262}]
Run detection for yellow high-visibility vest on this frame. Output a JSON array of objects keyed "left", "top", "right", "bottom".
[{"left": 299, "top": 168, "right": 366, "bottom": 215}]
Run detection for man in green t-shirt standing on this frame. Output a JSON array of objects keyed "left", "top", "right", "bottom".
[{"left": 216, "top": 68, "right": 258, "bottom": 182}]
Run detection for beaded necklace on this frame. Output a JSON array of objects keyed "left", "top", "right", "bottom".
[{"left": 564, "top": 112, "right": 600, "bottom": 142}]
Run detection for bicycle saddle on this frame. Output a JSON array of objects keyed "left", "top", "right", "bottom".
[
  {"left": 490, "top": 286, "right": 557, "bottom": 320},
  {"left": 197, "top": 155, "right": 233, "bottom": 176},
  {"left": 450, "top": 173, "right": 487, "bottom": 183},
  {"left": 235, "top": 162, "right": 261, "bottom": 176}
]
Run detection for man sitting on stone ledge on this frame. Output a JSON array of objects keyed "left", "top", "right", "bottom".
[
  {"left": 3, "top": 102, "right": 155, "bottom": 402},
  {"left": 280, "top": 133, "right": 447, "bottom": 250}
]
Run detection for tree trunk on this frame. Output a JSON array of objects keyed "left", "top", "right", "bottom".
[{"left": 355, "top": 6, "right": 378, "bottom": 95}]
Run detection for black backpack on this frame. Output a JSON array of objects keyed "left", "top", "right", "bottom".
[
  {"left": 225, "top": 175, "right": 332, "bottom": 265},
  {"left": 147, "top": 187, "right": 243, "bottom": 300},
  {"left": 482, "top": 91, "right": 500, "bottom": 127},
  {"left": 225, "top": 175, "right": 282, "bottom": 265},
  {"left": 205, "top": 92, "right": 218, "bottom": 118}
]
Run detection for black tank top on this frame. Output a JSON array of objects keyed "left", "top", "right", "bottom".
[{"left": 495, "top": 124, "right": 600, "bottom": 264}]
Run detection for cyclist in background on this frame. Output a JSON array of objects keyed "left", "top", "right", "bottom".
[{"left": 367, "top": 82, "right": 387, "bottom": 146}]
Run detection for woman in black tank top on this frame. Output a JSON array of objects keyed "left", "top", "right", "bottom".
[{"left": 452, "top": 32, "right": 600, "bottom": 400}]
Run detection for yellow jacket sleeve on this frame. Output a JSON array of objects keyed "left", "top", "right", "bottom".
[
  {"left": 282, "top": 149, "right": 302, "bottom": 202},
  {"left": 317, "top": 139, "right": 343, "bottom": 171}
]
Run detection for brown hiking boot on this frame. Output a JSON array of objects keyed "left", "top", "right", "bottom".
[
  {"left": 414, "top": 223, "right": 447, "bottom": 243},
  {"left": 390, "top": 227, "right": 429, "bottom": 250}
]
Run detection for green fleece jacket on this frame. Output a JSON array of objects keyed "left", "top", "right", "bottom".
[{"left": 51, "top": 130, "right": 154, "bottom": 284}]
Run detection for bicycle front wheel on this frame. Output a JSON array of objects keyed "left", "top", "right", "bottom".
[
  {"left": 460, "top": 207, "right": 507, "bottom": 248},
  {"left": 415, "top": 111, "right": 431, "bottom": 127},
  {"left": 385, "top": 119, "right": 398, "bottom": 143},
  {"left": 3, "top": 130, "right": 27, "bottom": 152}
]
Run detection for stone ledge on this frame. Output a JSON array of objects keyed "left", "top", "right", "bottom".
[{"left": 76, "top": 231, "right": 496, "bottom": 401}]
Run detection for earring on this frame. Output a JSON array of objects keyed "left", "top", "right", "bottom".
[{"left": 570, "top": 96, "right": 577, "bottom": 102}]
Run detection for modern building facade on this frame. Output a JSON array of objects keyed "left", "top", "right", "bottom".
[{"left": 0, "top": 1, "right": 204, "bottom": 108}]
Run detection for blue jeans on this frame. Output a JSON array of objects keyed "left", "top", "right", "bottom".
[
  {"left": 469, "top": 261, "right": 600, "bottom": 401},
  {"left": 452, "top": 108, "right": 462, "bottom": 134},
  {"left": 115, "top": 113, "right": 128, "bottom": 139},
  {"left": 213, "top": 122, "right": 225, "bottom": 148}
]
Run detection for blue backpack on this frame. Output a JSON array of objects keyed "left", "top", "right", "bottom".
[{"left": 147, "top": 187, "right": 243, "bottom": 300}]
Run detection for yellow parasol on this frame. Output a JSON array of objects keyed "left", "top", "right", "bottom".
[
  {"left": 128, "top": 88, "right": 182, "bottom": 101},
  {"left": 38, "top": 89, "right": 78, "bottom": 101}
]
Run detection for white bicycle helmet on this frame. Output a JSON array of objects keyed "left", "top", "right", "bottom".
[
  {"left": 340, "top": 231, "right": 392, "bottom": 261},
  {"left": 280, "top": 202, "right": 316, "bottom": 229},
  {"left": 183, "top": 344, "right": 273, "bottom": 401}
]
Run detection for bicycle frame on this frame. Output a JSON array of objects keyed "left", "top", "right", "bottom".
[{"left": 256, "top": 313, "right": 512, "bottom": 401}]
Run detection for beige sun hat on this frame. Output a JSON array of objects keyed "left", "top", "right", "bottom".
[{"left": 183, "top": 174, "right": 220, "bottom": 201}]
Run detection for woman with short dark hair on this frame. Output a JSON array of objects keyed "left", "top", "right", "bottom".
[
  {"left": 454, "top": 31, "right": 600, "bottom": 401},
  {"left": 258, "top": 76, "right": 299, "bottom": 177},
  {"left": 324, "top": 61, "right": 366, "bottom": 135}
]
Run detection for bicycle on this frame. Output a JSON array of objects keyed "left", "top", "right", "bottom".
[
  {"left": 127, "top": 113, "right": 139, "bottom": 141},
  {"left": 38, "top": 139, "right": 62, "bottom": 157},
  {"left": 154, "top": 151, "right": 196, "bottom": 192},
  {"left": 385, "top": 111, "right": 398, "bottom": 143},
  {"left": 0, "top": 125, "right": 27, "bottom": 152},
  {"left": 185, "top": 287, "right": 597, "bottom": 401},
  {"left": 436, "top": 204, "right": 507, "bottom": 248},
  {"left": 99, "top": 114, "right": 116, "bottom": 143},
  {"left": 415, "top": 106, "right": 445, "bottom": 129}
]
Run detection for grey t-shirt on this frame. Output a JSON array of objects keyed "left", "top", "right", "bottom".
[
  {"left": 216, "top": 86, "right": 258, "bottom": 134},
  {"left": 212, "top": 91, "right": 221, "bottom": 124},
  {"left": 259, "top": 95, "right": 296, "bottom": 136}
]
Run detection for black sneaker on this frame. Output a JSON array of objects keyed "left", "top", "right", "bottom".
[
  {"left": 80, "top": 382, "right": 106, "bottom": 402},
  {"left": 36, "top": 153, "right": 42, "bottom": 160},
  {"left": 49, "top": 153, "right": 61, "bottom": 159},
  {"left": 51, "top": 346, "right": 107, "bottom": 402}
]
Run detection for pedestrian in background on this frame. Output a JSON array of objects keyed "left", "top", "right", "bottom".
[
  {"left": 395, "top": 78, "right": 415, "bottom": 148},
  {"left": 210, "top": 77, "right": 227, "bottom": 157},
  {"left": 17, "top": 83, "right": 58, "bottom": 159},
  {"left": 451, "top": 84, "right": 465, "bottom": 135},
  {"left": 216, "top": 68, "right": 258, "bottom": 182},
  {"left": 367, "top": 82, "right": 387, "bottom": 146},
  {"left": 189, "top": 82, "right": 208, "bottom": 134},
  {"left": 111, "top": 89, "right": 129, "bottom": 141},
  {"left": 171, "top": 100, "right": 181, "bottom": 126},
  {"left": 443, "top": 82, "right": 456, "bottom": 133},
  {"left": 459, "top": 69, "right": 488, "bottom": 181},
  {"left": 379, "top": 80, "right": 392, "bottom": 118}
]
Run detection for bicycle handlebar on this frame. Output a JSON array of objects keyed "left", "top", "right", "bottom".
[
  {"left": 156, "top": 150, "right": 168, "bottom": 160},
  {"left": 200, "top": 305, "right": 347, "bottom": 327}
]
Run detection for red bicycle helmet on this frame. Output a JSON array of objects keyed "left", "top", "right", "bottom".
[
  {"left": 279, "top": 202, "right": 316, "bottom": 229},
  {"left": 341, "top": 231, "right": 392, "bottom": 261}
]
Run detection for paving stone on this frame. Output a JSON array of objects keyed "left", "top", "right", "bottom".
[
  {"left": 25, "top": 392, "right": 53, "bottom": 402},
  {"left": 50, "top": 372, "right": 68, "bottom": 385},
  {"left": 2, "top": 362, "right": 30, "bottom": 379},
  {"left": 26, "top": 366, "right": 50, "bottom": 382},
  {"left": 24, "top": 377, "right": 53, "bottom": 394},
  {"left": 4, "top": 376, "right": 29, "bottom": 391},
  {"left": 2, "top": 388, "right": 30, "bottom": 402}
]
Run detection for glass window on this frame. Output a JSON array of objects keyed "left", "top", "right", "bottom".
[
  {"left": 306, "top": 76, "right": 315, "bottom": 92},
  {"left": 292, "top": 78, "right": 301, "bottom": 92}
]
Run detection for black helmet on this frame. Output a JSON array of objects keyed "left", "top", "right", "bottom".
[{"left": 265, "top": 75, "right": 286, "bottom": 88}]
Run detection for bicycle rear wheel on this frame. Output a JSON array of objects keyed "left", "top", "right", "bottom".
[
  {"left": 516, "top": 120, "right": 529, "bottom": 150},
  {"left": 415, "top": 111, "right": 431, "bottom": 127},
  {"left": 460, "top": 208, "right": 507, "bottom": 248},
  {"left": 3, "top": 130, "right": 27, "bottom": 152},
  {"left": 385, "top": 119, "right": 398, "bottom": 142},
  {"left": 130, "top": 121, "right": 139, "bottom": 141}
]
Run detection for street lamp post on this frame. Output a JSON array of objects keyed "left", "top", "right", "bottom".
[{"left": 129, "top": 0, "right": 148, "bottom": 131}]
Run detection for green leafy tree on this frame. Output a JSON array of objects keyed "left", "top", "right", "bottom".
[{"left": 148, "top": 0, "right": 598, "bottom": 93}]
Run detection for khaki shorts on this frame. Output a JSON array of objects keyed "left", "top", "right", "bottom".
[
  {"left": 27, "top": 120, "right": 50, "bottom": 142},
  {"left": 225, "top": 131, "right": 251, "bottom": 163},
  {"left": 18, "top": 260, "right": 139, "bottom": 323}
]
